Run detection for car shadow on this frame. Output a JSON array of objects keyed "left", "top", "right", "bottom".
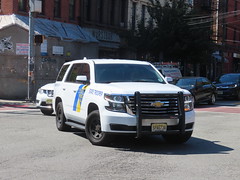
[
  {"left": 194, "top": 99, "right": 240, "bottom": 109},
  {"left": 72, "top": 132, "right": 233, "bottom": 155}
]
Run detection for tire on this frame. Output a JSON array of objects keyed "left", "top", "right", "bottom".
[
  {"left": 162, "top": 131, "right": 193, "bottom": 144},
  {"left": 208, "top": 94, "right": 216, "bottom": 105},
  {"left": 56, "top": 102, "right": 70, "bottom": 131},
  {"left": 85, "top": 110, "right": 112, "bottom": 146},
  {"left": 40, "top": 109, "right": 53, "bottom": 115},
  {"left": 237, "top": 91, "right": 240, "bottom": 101}
]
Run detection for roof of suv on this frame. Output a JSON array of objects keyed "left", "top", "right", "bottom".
[{"left": 65, "top": 59, "right": 150, "bottom": 65}]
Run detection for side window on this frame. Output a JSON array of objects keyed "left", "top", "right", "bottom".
[
  {"left": 56, "top": 64, "right": 69, "bottom": 81},
  {"left": 202, "top": 78, "right": 210, "bottom": 85},
  {"left": 196, "top": 78, "right": 203, "bottom": 86},
  {"left": 66, "top": 63, "right": 90, "bottom": 83},
  {"left": 81, "top": 64, "right": 90, "bottom": 80},
  {"left": 66, "top": 64, "right": 83, "bottom": 82}
]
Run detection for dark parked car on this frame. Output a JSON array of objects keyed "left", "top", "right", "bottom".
[
  {"left": 174, "top": 77, "right": 217, "bottom": 105},
  {"left": 214, "top": 73, "right": 240, "bottom": 100}
]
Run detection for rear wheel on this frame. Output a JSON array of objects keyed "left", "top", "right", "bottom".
[
  {"left": 162, "top": 131, "right": 193, "bottom": 144},
  {"left": 56, "top": 102, "right": 70, "bottom": 131},
  {"left": 85, "top": 110, "right": 112, "bottom": 146}
]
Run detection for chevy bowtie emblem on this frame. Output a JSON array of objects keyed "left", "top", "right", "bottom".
[{"left": 151, "top": 101, "right": 164, "bottom": 107}]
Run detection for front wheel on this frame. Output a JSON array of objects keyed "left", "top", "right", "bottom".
[
  {"left": 162, "top": 131, "right": 193, "bottom": 144},
  {"left": 85, "top": 110, "right": 112, "bottom": 146},
  {"left": 56, "top": 102, "right": 70, "bottom": 131},
  {"left": 40, "top": 109, "right": 53, "bottom": 115},
  {"left": 237, "top": 91, "right": 240, "bottom": 100}
]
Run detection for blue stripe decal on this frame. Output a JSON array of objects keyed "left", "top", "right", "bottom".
[{"left": 73, "top": 84, "right": 84, "bottom": 111}]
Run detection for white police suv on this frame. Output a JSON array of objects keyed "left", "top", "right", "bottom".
[{"left": 53, "top": 59, "right": 195, "bottom": 145}]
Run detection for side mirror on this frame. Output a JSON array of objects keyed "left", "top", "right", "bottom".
[
  {"left": 165, "top": 76, "right": 173, "bottom": 83},
  {"left": 76, "top": 75, "right": 88, "bottom": 83}
]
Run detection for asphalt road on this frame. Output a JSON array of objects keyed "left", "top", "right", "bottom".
[{"left": 0, "top": 101, "right": 240, "bottom": 180}]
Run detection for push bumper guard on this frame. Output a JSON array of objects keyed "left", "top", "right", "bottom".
[{"left": 135, "top": 91, "right": 185, "bottom": 138}]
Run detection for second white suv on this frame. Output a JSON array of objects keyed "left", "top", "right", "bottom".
[{"left": 53, "top": 59, "right": 195, "bottom": 145}]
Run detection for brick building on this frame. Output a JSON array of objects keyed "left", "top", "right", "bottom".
[
  {"left": 0, "top": 0, "right": 99, "bottom": 99},
  {"left": 220, "top": 0, "right": 240, "bottom": 74},
  {"left": 194, "top": 0, "right": 240, "bottom": 79}
]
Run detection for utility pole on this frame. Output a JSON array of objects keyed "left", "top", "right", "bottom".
[{"left": 27, "top": 0, "right": 35, "bottom": 101}]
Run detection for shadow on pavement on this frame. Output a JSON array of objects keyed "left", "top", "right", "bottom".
[{"left": 72, "top": 132, "right": 233, "bottom": 155}]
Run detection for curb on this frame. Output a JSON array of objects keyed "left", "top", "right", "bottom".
[{"left": 0, "top": 99, "right": 36, "bottom": 108}]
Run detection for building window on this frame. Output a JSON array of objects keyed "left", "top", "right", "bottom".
[
  {"left": 18, "top": 0, "right": 27, "bottom": 12},
  {"left": 41, "top": 0, "right": 45, "bottom": 15},
  {"left": 69, "top": 0, "right": 76, "bottom": 20},
  {"left": 110, "top": 0, "right": 115, "bottom": 25},
  {"left": 132, "top": 2, "right": 136, "bottom": 30},
  {"left": 85, "top": 0, "right": 91, "bottom": 21},
  {"left": 54, "top": 0, "right": 61, "bottom": 18},
  {"left": 141, "top": 5, "right": 146, "bottom": 25},
  {"left": 97, "top": 0, "right": 104, "bottom": 23},
  {"left": 234, "top": 28, "right": 236, "bottom": 43},
  {"left": 120, "top": 0, "right": 126, "bottom": 26},
  {"left": 234, "top": 0, "right": 238, "bottom": 16}
]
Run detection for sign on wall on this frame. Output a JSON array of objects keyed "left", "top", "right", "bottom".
[
  {"left": 16, "top": 43, "right": 29, "bottom": 55},
  {"left": 52, "top": 46, "right": 64, "bottom": 55},
  {"left": 41, "top": 40, "right": 48, "bottom": 56}
]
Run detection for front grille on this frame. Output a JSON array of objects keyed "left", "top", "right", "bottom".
[{"left": 126, "top": 94, "right": 180, "bottom": 117}]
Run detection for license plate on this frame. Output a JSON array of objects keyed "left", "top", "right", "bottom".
[
  {"left": 217, "top": 91, "right": 223, "bottom": 95},
  {"left": 46, "top": 99, "right": 52, "bottom": 104},
  {"left": 151, "top": 123, "right": 167, "bottom": 132}
]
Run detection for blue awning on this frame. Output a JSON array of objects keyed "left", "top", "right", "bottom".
[
  {"left": 212, "top": 51, "right": 228, "bottom": 63},
  {"left": 0, "top": 14, "right": 98, "bottom": 43}
]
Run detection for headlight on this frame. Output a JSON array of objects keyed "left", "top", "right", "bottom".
[
  {"left": 38, "top": 89, "right": 54, "bottom": 97},
  {"left": 228, "top": 84, "right": 237, "bottom": 88},
  {"left": 104, "top": 94, "right": 126, "bottom": 112},
  {"left": 46, "top": 90, "right": 54, "bottom": 97},
  {"left": 184, "top": 94, "right": 194, "bottom": 112}
]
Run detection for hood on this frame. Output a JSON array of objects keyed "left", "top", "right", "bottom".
[
  {"left": 40, "top": 83, "right": 55, "bottom": 90},
  {"left": 176, "top": 84, "right": 195, "bottom": 91},
  {"left": 96, "top": 82, "right": 189, "bottom": 95},
  {"left": 215, "top": 82, "right": 237, "bottom": 87}
]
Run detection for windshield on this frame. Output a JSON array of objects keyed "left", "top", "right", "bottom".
[
  {"left": 217, "top": 74, "right": 240, "bottom": 83},
  {"left": 95, "top": 64, "right": 165, "bottom": 83},
  {"left": 175, "top": 78, "right": 196, "bottom": 87}
]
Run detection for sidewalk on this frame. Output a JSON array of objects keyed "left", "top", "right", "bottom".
[{"left": 0, "top": 99, "right": 36, "bottom": 108}]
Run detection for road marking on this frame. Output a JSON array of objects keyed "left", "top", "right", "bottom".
[
  {"left": 0, "top": 104, "right": 36, "bottom": 111},
  {"left": 195, "top": 106, "right": 240, "bottom": 114}
]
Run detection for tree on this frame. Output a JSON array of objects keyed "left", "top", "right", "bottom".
[{"left": 124, "top": 0, "right": 215, "bottom": 67}]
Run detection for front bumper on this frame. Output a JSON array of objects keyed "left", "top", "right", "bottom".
[
  {"left": 101, "top": 91, "right": 195, "bottom": 136},
  {"left": 36, "top": 98, "right": 53, "bottom": 110},
  {"left": 217, "top": 88, "right": 238, "bottom": 98},
  {"left": 100, "top": 107, "right": 195, "bottom": 134}
]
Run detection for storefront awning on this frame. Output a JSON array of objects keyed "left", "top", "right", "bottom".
[
  {"left": 212, "top": 51, "right": 229, "bottom": 63},
  {"left": 0, "top": 14, "right": 98, "bottom": 43}
]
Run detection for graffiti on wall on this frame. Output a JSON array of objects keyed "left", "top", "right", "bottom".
[
  {"left": 0, "top": 37, "right": 13, "bottom": 53},
  {"left": 41, "top": 57, "right": 57, "bottom": 63}
]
